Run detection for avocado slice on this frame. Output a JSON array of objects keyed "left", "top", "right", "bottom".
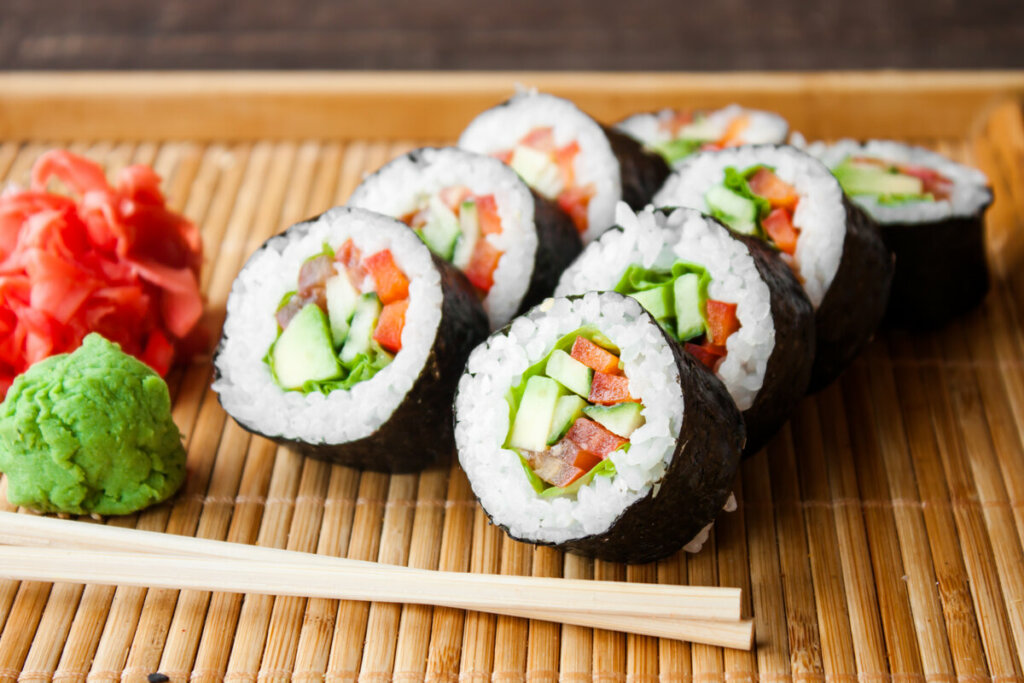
[
  {"left": 545, "top": 349, "right": 593, "bottom": 398},
  {"left": 508, "top": 375, "right": 564, "bottom": 452}
]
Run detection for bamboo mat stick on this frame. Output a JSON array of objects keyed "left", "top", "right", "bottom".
[
  {"left": 839, "top": 365, "right": 926, "bottom": 680},
  {"left": 765, "top": 430, "right": 825, "bottom": 679},
  {"left": 790, "top": 399, "right": 859, "bottom": 682}
]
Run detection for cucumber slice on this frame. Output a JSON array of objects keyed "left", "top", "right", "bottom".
[
  {"left": 340, "top": 294, "right": 382, "bottom": 365},
  {"left": 675, "top": 116, "right": 718, "bottom": 141},
  {"left": 508, "top": 376, "right": 563, "bottom": 452},
  {"left": 705, "top": 184, "right": 758, "bottom": 235},
  {"left": 545, "top": 349, "right": 593, "bottom": 398},
  {"left": 833, "top": 162, "right": 924, "bottom": 197},
  {"left": 271, "top": 303, "right": 342, "bottom": 390},
  {"left": 510, "top": 146, "right": 564, "bottom": 199},
  {"left": 547, "top": 394, "right": 587, "bottom": 445},
  {"left": 324, "top": 273, "right": 360, "bottom": 347},
  {"left": 673, "top": 273, "right": 705, "bottom": 341},
  {"left": 419, "top": 195, "right": 461, "bottom": 261},
  {"left": 583, "top": 402, "right": 645, "bottom": 438},
  {"left": 452, "top": 199, "right": 479, "bottom": 269},
  {"left": 629, "top": 282, "right": 675, "bottom": 321}
]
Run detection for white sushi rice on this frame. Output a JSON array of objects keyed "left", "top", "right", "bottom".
[
  {"left": 555, "top": 203, "right": 774, "bottom": 412},
  {"left": 348, "top": 148, "right": 537, "bottom": 329},
  {"left": 617, "top": 105, "right": 789, "bottom": 167},
  {"left": 455, "top": 292, "right": 683, "bottom": 545},
  {"left": 213, "top": 207, "right": 442, "bottom": 445},
  {"left": 654, "top": 145, "right": 845, "bottom": 309},
  {"left": 458, "top": 90, "right": 621, "bottom": 243},
  {"left": 798, "top": 138, "right": 991, "bottom": 223}
]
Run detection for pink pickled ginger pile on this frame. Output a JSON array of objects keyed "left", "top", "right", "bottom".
[{"left": 0, "top": 150, "right": 205, "bottom": 398}]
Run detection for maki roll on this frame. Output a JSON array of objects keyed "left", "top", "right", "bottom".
[
  {"left": 458, "top": 90, "right": 670, "bottom": 243},
  {"left": 803, "top": 139, "right": 992, "bottom": 328},
  {"left": 348, "top": 147, "right": 582, "bottom": 329},
  {"left": 454, "top": 291, "right": 744, "bottom": 563},
  {"left": 617, "top": 104, "right": 789, "bottom": 167},
  {"left": 654, "top": 145, "right": 893, "bottom": 392},
  {"left": 556, "top": 204, "right": 814, "bottom": 456},
  {"left": 213, "top": 207, "right": 489, "bottom": 472}
]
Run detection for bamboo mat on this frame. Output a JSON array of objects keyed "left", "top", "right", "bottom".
[{"left": 1, "top": 104, "right": 1024, "bottom": 683}]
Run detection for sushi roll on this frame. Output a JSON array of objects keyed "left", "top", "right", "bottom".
[
  {"left": 654, "top": 145, "right": 893, "bottom": 392},
  {"left": 617, "top": 104, "right": 789, "bottom": 167},
  {"left": 454, "top": 291, "right": 744, "bottom": 563},
  {"left": 213, "top": 207, "right": 489, "bottom": 472},
  {"left": 556, "top": 204, "right": 814, "bottom": 457},
  {"left": 458, "top": 90, "right": 670, "bottom": 243},
  {"left": 348, "top": 147, "right": 582, "bottom": 329},
  {"left": 802, "top": 139, "right": 992, "bottom": 328}
]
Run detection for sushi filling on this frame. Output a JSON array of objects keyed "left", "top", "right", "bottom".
[
  {"left": 649, "top": 111, "right": 751, "bottom": 163},
  {"left": 266, "top": 239, "right": 410, "bottom": 393},
  {"left": 705, "top": 165, "right": 802, "bottom": 257},
  {"left": 613, "top": 263, "right": 741, "bottom": 371},
  {"left": 494, "top": 127, "right": 595, "bottom": 234},
  {"left": 398, "top": 185, "right": 505, "bottom": 293},
  {"left": 505, "top": 328, "right": 646, "bottom": 496},
  {"left": 832, "top": 157, "right": 952, "bottom": 204}
]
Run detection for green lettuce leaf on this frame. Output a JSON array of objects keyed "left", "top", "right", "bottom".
[
  {"left": 876, "top": 193, "right": 935, "bottom": 206},
  {"left": 650, "top": 138, "right": 703, "bottom": 164},
  {"left": 723, "top": 165, "right": 772, "bottom": 221},
  {"left": 613, "top": 261, "right": 711, "bottom": 341}
]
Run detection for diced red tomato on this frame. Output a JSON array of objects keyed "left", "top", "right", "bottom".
[
  {"left": 475, "top": 195, "right": 503, "bottom": 236},
  {"left": 557, "top": 185, "right": 592, "bottom": 234},
  {"left": 897, "top": 164, "right": 953, "bottom": 200},
  {"left": 705, "top": 300, "right": 740, "bottom": 346},
  {"left": 549, "top": 437, "right": 602, "bottom": 472},
  {"left": 570, "top": 336, "right": 620, "bottom": 374},
  {"left": 553, "top": 140, "right": 580, "bottom": 188},
  {"left": 717, "top": 114, "right": 750, "bottom": 147},
  {"left": 566, "top": 417, "right": 628, "bottom": 459},
  {"left": 762, "top": 208, "right": 800, "bottom": 256},
  {"left": 661, "top": 110, "right": 695, "bottom": 136},
  {"left": 685, "top": 341, "right": 726, "bottom": 370},
  {"left": 363, "top": 249, "right": 409, "bottom": 305},
  {"left": 464, "top": 238, "right": 503, "bottom": 292},
  {"left": 748, "top": 168, "right": 799, "bottom": 212},
  {"left": 526, "top": 449, "right": 585, "bottom": 487},
  {"left": 439, "top": 186, "right": 472, "bottom": 211},
  {"left": 520, "top": 126, "right": 556, "bottom": 152},
  {"left": 494, "top": 149, "right": 514, "bottom": 165},
  {"left": 373, "top": 298, "right": 408, "bottom": 353},
  {"left": 589, "top": 371, "right": 636, "bottom": 405}
]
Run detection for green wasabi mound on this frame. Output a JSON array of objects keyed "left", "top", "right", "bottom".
[{"left": 0, "top": 334, "right": 186, "bottom": 516}]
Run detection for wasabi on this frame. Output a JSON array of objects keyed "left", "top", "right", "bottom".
[{"left": 0, "top": 334, "right": 186, "bottom": 516}]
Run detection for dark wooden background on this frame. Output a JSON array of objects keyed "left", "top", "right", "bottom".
[{"left": 2, "top": 0, "right": 1023, "bottom": 70}]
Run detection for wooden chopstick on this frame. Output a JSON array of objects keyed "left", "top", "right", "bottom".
[
  {"left": 0, "top": 511, "right": 754, "bottom": 649},
  {"left": 0, "top": 546, "right": 752, "bottom": 649}
]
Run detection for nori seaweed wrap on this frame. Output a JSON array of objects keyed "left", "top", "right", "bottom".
[
  {"left": 213, "top": 207, "right": 489, "bottom": 472},
  {"left": 654, "top": 144, "right": 894, "bottom": 392},
  {"left": 458, "top": 90, "right": 669, "bottom": 243},
  {"left": 803, "top": 139, "right": 993, "bottom": 329},
  {"left": 454, "top": 291, "right": 743, "bottom": 564},
  {"left": 556, "top": 204, "right": 815, "bottom": 457},
  {"left": 348, "top": 146, "right": 581, "bottom": 329}
]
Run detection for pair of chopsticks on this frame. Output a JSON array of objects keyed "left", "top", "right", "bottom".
[{"left": 0, "top": 511, "right": 753, "bottom": 649}]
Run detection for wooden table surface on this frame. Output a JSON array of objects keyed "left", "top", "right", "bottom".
[{"left": 2, "top": 0, "right": 1023, "bottom": 71}]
